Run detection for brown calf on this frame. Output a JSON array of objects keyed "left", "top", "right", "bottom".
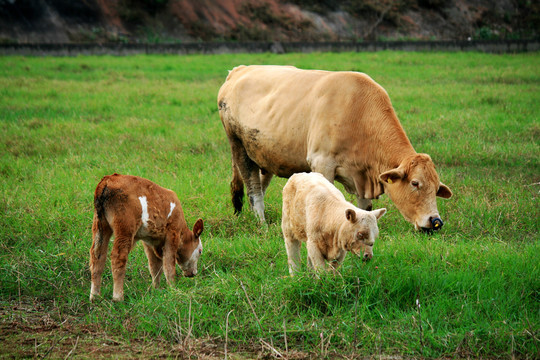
[{"left": 89, "top": 174, "right": 203, "bottom": 302}]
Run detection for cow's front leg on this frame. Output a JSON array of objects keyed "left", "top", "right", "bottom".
[
  {"left": 329, "top": 250, "right": 346, "bottom": 275},
  {"left": 162, "top": 231, "right": 180, "bottom": 286},
  {"left": 260, "top": 170, "right": 273, "bottom": 197},
  {"left": 143, "top": 243, "right": 163, "bottom": 288},
  {"left": 305, "top": 239, "right": 326, "bottom": 272},
  {"left": 308, "top": 155, "right": 337, "bottom": 183},
  {"left": 356, "top": 198, "right": 373, "bottom": 211}
]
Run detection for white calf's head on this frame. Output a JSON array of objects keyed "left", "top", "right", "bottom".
[
  {"left": 177, "top": 218, "right": 204, "bottom": 277},
  {"left": 340, "top": 208, "right": 386, "bottom": 261}
]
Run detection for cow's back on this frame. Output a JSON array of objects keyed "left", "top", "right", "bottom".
[
  {"left": 96, "top": 174, "right": 181, "bottom": 226},
  {"left": 218, "top": 65, "right": 397, "bottom": 178}
]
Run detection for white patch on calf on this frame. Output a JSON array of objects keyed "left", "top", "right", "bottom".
[
  {"left": 182, "top": 240, "right": 203, "bottom": 277},
  {"left": 190, "top": 240, "right": 203, "bottom": 261},
  {"left": 138, "top": 196, "right": 149, "bottom": 227},
  {"left": 167, "top": 202, "right": 176, "bottom": 219}
]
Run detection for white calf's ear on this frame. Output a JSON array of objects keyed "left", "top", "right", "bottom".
[
  {"left": 371, "top": 208, "right": 387, "bottom": 220},
  {"left": 345, "top": 209, "right": 357, "bottom": 222},
  {"left": 437, "top": 183, "right": 452, "bottom": 199},
  {"left": 379, "top": 169, "right": 405, "bottom": 184}
]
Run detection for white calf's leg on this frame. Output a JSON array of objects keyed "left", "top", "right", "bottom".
[
  {"left": 284, "top": 235, "right": 301, "bottom": 276},
  {"left": 306, "top": 239, "right": 326, "bottom": 272}
]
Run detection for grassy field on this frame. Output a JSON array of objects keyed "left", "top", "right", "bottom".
[{"left": 0, "top": 51, "right": 538, "bottom": 359}]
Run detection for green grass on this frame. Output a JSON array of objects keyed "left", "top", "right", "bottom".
[{"left": 0, "top": 52, "right": 538, "bottom": 359}]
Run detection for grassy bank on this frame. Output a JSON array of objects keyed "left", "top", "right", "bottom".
[{"left": 0, "top": 52, "right": 538, "bottom": 359}]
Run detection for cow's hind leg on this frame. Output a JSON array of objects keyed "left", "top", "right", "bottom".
[
  {"left": 90, "top": 212, "right": 112, "bottom": 302},
  {"left": 284, "top": 235, "right": 302, "bottom": 276},
  {"left": 282, "top": 216, "right": 301, "bottom": 276},
  {"left": 110, "top": 222, "right": 135, "bottom": 302},
  {"left": 229, "top": 138, "right": 265, "bottom": 222},
  {"left": 230, "top": 162, "right": 244, "bottom": 215}
]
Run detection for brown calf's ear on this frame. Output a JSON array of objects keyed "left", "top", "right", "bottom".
[
  {"left": 193, "top": 218, "right": 204, "bottom": 238},
  {"left": 379, "top": 169, "right": 405, "bottom": 184},
  {"left": 345, "top": 209, "right": 357, "bottom": 222},
  {"left": 437, "top": 183, "right": 452, "bottom": 199},
  {"left": 371, "top": 208, "right": 387, "bottom": 220}
]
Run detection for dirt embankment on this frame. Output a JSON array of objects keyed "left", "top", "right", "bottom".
[{"left": 0, "top": 0, "right": 538, "bottom": 43}]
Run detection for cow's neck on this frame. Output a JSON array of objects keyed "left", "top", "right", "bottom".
[
  {"left": 352, "top": 115, "right": 417, "bottom": 199},
  {"left": 371, "top": 110, "right": 416, "bottom": 170}
]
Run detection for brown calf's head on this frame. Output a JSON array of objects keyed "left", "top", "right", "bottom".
[
  {"left": 379, "top": 154, "right": 452, "bottom": 232},
  {"left": 176, "top": 218, "right": 204, "bottom": 277},
  {"left": 341, "top": 208, "right": 386, "bottom": 261}
]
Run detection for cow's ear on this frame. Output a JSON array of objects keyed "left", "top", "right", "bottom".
[
  {"left": 345, "top": 209, "right": 357, "bottom": 222},
  {"left": 193, "top": 218, "right": 204, "bottom": 238},
  {"left": 379, "top": 169, "right": 405, "bottom": 184},
  {"left": 437, "top": 183, "right": 452, "bottom": 199},
  {"left": 371, "top": 208, "right": 387, "bottom": 220}
]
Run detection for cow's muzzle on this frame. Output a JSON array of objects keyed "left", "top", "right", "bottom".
[{"left": 421, "top": 217, "right": 444, "bottom": 233}]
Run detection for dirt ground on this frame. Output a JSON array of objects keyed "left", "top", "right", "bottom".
[
  {"left": 0, "top": 299, "right": 233, "bottom": 359},
  {"left": 0, "top": 299, "right": 323, "bottom": 360}
]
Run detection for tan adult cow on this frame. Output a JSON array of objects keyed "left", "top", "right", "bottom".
[{"left": 217, "top": 65, "right": 452, "bottom": 232}]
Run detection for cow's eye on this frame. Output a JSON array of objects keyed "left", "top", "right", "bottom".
[{"left": 411, "top": 180, "right": 419, "bottom": 187}]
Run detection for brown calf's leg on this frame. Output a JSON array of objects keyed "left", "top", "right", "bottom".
[
  {"left": 142, "top": 243, "right": 163, "bottom": 288},
  {"left": 89, "top": 213, "right": 113, "bottom": 302},
  {"left": 283, "top": 227, "right": 302, "bottom": 276},
  {"left": 161, "top": 231, "right": 180, "bottom": 286},
  {"left": 110, "top": 229, "right": 135, "bottom": 302}
]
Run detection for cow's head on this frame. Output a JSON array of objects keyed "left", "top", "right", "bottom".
[
  {"left": 340, "top": 208, "right": 386, "bottom": 261},
  {"left": 177, "top": 218, "right": 204, "bottom": 277},
  {"left": 379, "top": 154, "right": 452, "bottom": 232}
]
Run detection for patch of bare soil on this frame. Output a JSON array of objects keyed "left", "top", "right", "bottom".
[
  {"left": 0, "top": 299, "right": 319, "bottom": 359},
  {"left": 0, "top": 299, "right": 219, "bottom": 359}
]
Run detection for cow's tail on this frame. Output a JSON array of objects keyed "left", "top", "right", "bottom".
[
  {"left": 92, "top": 176, "right": 121, "bottom": 258},
  {"left": 231, "top": 162, "right": 244, "bottom": 215}
]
